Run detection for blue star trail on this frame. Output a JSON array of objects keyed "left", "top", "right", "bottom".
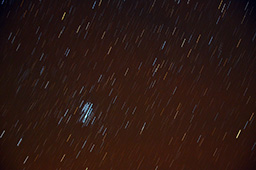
[{"left": 80, "top": 102, "right": 94, "bottom": 125}]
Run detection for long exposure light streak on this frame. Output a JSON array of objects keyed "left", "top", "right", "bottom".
[{"left": 80, "top": 102, "right": 94, "bottom": 125}]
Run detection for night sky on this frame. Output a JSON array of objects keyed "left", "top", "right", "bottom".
[{"left": 0, "top": 0, "right": 256, "bottom": 169}]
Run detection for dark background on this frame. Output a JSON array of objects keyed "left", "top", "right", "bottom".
[{"left": 0, "top": 0, "right": 256, "bottom": 169}]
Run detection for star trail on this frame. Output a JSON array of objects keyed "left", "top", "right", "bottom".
[
  {"left": 0, "top": 0, "right": 256, "bottom": 169},
  {"left": 79, "top": 102, "right": 95, "bottom": 126}
]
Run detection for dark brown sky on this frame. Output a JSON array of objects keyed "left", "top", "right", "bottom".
[{"left": 0, "top": 0, "right": 256, "bottom": 169}]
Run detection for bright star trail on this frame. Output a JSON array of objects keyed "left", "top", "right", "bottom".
[
  {"left": 79, "top": 102, "right": 94, "bottom": 125},
  {"left": 0, "top": 0, "right": 256, "bottom": 169}
]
